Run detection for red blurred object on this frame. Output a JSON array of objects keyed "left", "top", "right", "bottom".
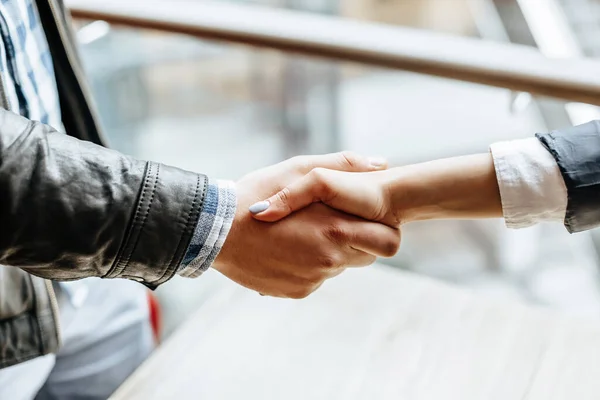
[{"left": 147, "top": 291, "right": 162, "bottom": 344}]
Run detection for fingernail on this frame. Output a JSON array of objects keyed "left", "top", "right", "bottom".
[
  {"left": 249, "top": 200, "right": 270, "bottom": 214},
  {"left": 369, "top": 157, "right": 387, "bottom": 168}
]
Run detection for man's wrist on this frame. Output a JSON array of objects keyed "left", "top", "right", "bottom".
[{"left": 178, "top": 179, "right": 237, "bottom": 278}]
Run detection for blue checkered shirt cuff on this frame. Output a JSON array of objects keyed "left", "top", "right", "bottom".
[{"left": 177, "top": 179, "right": 236, "bottom": 278}]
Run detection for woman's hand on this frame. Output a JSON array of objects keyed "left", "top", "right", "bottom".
[
  {"left": 249, "top": 168, "right": 400, "bottom": 227},
  {"left": 251, "top": 153, "right": 503, "bottom": 228}
]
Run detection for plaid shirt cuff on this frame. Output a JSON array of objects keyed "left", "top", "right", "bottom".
[{"left": 177, "top": 179, "right": 236, "bottom": 278}]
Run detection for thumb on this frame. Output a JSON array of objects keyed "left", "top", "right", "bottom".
[{"left": 250, "top": 169, "right": 333, "bottom": 222}]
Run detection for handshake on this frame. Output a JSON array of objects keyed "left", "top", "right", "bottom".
[{"left": 213, "top": 151, "right": 502, "bottom": 298}]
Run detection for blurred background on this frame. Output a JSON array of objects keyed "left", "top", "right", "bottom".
[{"left": 72, "top": 0, "right": 600, "bottom": 338}]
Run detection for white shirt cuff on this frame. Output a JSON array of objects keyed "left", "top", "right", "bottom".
[{"left": 490, "top": 137, "right": 567, "bottom": 229}]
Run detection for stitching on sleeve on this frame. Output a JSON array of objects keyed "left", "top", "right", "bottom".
[
  {"left": 104, "top": 162, "right": 152, "bottom": 278},
  {"left": 105, "top": 162, "right": 158, "bottom": 278},
  {"left": 152, "top": 173, "right": 205, "bottom": 285},
  {"left": 121, "top": 163, "right": 160, "bottom": 275}
]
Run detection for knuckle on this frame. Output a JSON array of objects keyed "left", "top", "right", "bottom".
[
  {"left": 291, "top": 155, "right": 311, "bottom": 173},
  {"left": 338, "top": 151, "right": 360, "bottom": 169},
  {"left": 317, "top": 253, "right": 341, "bottom": 269},
  {"left": 275, "top": 187, "right": 291, "bottom": 206},
  {"left": 309, "top": 167, "right": 327, "bottom": 181},
  {"left": 323, "top": 223, "right": 348, "bottom": 246},
  {"left": 308, "top": 168, "right": 332, "bottom": 195},
  {"left": 381, "top": 235, "right": 401, "bottom": 257}
]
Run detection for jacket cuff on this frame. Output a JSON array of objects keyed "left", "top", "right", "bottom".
[
  {"left": 536, "top": 120, "right": 600, "bottom": 233},
  {"left": 105, "top": 162, "right": 207, "bottom": 289}
]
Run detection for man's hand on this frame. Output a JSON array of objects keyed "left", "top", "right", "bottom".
[{"left": 213, "top": 152, "right": 400, "bottom": 299}]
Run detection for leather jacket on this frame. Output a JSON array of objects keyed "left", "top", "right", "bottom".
[{"left": 0, "top": 0, "right": 206, "bottom": 369}]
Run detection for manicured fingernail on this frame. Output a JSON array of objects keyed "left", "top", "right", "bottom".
[
  {"left": 369, "top": 157, "right": 387, "bottom": 168},
  {"left": 249, "top": 200, "right": 270, "bottom": 214}
]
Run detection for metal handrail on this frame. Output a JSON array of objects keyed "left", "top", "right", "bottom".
[{"left": 67, "top": 0, "right": 600, "bottom": 106}]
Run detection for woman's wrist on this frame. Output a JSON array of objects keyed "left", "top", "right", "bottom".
[{"left": 383, "top": 153, "right": 503, "bottom": 224}]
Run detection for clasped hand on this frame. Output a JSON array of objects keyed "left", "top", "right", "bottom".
[{"left": 212, "top": 152, "right": 401, "bottom": 299}]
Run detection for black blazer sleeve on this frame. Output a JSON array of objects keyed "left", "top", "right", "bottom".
[{"left": 536, "top": 120, "right": 600, "bottom": 233}]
